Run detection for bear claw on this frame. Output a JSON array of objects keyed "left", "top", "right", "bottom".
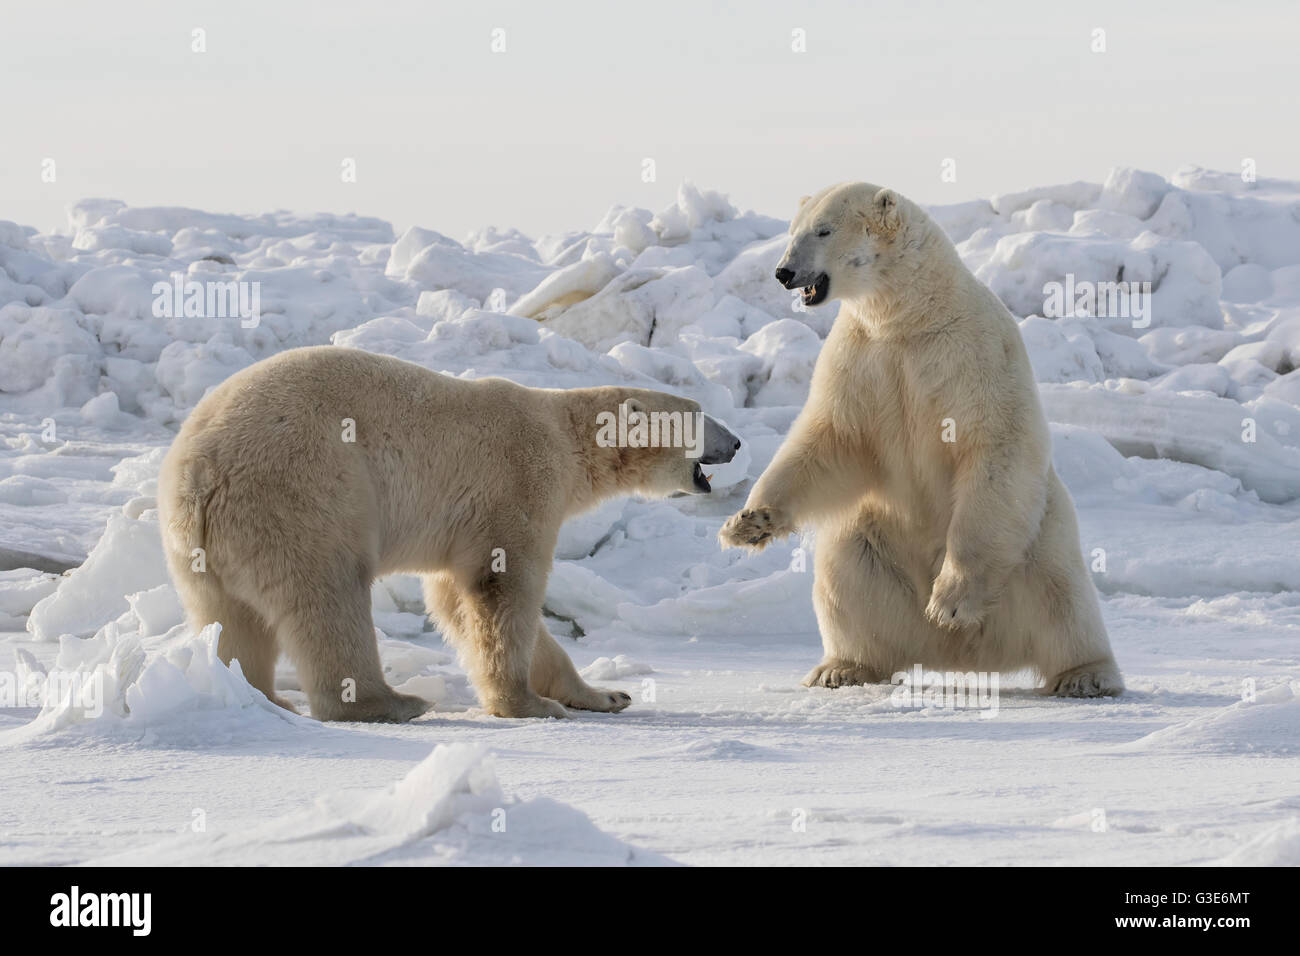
[
  {"left": 803, "top": 660, "right": 882, "bottom": 688},
  {"left": 925, "top": 565, "right": 986, "bottom": 631},
  {"left": 562, "top": 687, "right": 632, "bottom": 713}
]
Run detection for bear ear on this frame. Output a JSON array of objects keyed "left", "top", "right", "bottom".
[
  {"left": 872, "top": 188, "right": 901, "bottom": 236},
  {"left": 798, "top": 195, "right": 812, "bottom": 209}
]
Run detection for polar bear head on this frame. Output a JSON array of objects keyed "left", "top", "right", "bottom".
[
  {"left": 774, "top": 182, "right": 915, "bottom": 307},
  {"left": 586, "top": 388, "right": 740, "bottom": 496}
]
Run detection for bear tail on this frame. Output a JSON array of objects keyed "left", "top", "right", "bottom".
[{"left": 164, "top": 453, "right": 218, "bottom": 560}]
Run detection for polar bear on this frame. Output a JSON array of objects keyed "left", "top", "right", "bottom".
[
  {"left": 719, "top": 183, "right": 1123, "bottom": 697},
  {"left": 158, "top": 346, "right": 739, "bottom": 721}
]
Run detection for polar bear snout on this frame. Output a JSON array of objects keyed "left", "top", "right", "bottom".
[
  {"left": 774, "top": 264, "right": 821, "bottom": 290},
  {"left": 687, "top": 415, "right": 741, "bottom": 495},
  {"left": 700, "top": 415, "right": 741, "bottom": 465},
  {"left": 774, "top": 264, "right": 830, "bottom": 306}
]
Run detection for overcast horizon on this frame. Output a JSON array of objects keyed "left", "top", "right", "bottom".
[{"left": 3, "top": 0, "right": 1297, "bottom": 240}]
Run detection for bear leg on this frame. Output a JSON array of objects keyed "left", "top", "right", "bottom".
[
  {"left": 1015, "top": 476, "right": 1125, "bottom": 698},
  {"left": 424, "top": 572, "right": 568, "bottom": 719},
  {"left": 176, "top": 574, "right": 296, "bottom": 713},
  {"left": 263, "top": 570, "right": 428, "bottom": 723},
  {"left": 806, "top": 524, "right": 945, "bottom": 686}
]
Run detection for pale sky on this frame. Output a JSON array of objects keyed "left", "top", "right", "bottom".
[{"left": 2, "top": 0, "right": 1296, "bottom": 240}]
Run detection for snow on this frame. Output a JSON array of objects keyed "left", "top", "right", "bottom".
[
  {"left": 26, "top": 510, "right": 170, "bottom": 641},
  {"left": 1115, "top": 682, "right": 1300, "bottom": 756},
  {"left": 2, "top": 166, "right": 1299, "bottom": 865},
  {"left": 87, "top": 743, "right": 670, "bottom": 867},
  {"left": 1216, "top": 817, "right": 1300, "bottom": 866}
]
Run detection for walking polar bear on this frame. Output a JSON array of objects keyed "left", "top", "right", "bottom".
[
  {"left": 720, "top": 182, "right": 1123, "bottom": 697},
  {"left": 158, "top": 346, "right": 739, "bottom": 721}
]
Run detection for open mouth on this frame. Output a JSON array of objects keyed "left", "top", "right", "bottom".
[
  {"left": 801, "top": 273, "right": 829, "bottom": 306},
  {"left": 692, "top": 462, "right": 712, "bottom": 493}
]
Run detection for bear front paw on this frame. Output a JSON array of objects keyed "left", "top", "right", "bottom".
[
  {"left": 925, "top": 565, "right": 986, "bottom": 631},
  {"left": 718, "top": 506, "right": 791, "bottom": 551}
]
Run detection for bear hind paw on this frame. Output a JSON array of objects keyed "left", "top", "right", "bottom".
[
  {"left": 561, "top": 686, "right": 632, "bottom": 713},
  {"left": 802, "top": 659, "right": 884, "bottom": 689},
  {"left": 1044, "top": 663, "right": 1124, "bottom": 698}
]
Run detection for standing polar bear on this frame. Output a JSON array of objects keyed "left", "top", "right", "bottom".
[
  {"left": 159, "top": 346, "right": 739, "bottom": 721},
  {"left": 720, "top": 183, "right": 1123, "bottom": 697}
]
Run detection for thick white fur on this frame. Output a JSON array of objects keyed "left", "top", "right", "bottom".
[
  {"left": 158, "top": 346, "right": 718, "bottom": 721},
  {"left": 720, "top": 183, "right": 1123, "bottom": 697}
]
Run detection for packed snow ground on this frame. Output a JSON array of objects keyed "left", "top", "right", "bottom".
[{"left": 2, "top": 167, "right": 1299, "bottom": 865}]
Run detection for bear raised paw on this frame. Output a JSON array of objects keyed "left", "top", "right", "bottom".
[
  {"left": 718, "top": 505, "right": 794, "bottom": 551},
  {"left": 722, "top": 182, "right": 1123, "bottom": 698},
  {"left": 158, "top": 346, "right": 739, "bottom": 721}
]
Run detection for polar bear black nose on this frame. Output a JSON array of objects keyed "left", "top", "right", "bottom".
[{"left": 774, "top": 267, "right": 796, "bottom": 288}]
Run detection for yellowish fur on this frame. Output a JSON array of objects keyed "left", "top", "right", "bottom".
[
  {"left": 721, "top": 183, "right": 1123, "bottom": 697},
  {"left": 158, "top": 346, "right": 718, "bottom": 721}
]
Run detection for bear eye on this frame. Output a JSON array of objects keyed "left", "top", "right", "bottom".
[{"left": 816, "top": 229, "right": 831, "bottom": 238}]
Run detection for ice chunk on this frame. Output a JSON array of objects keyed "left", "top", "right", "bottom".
[
  {"left": 27, "top": 511, "right": 168, "bottom": 641},
  {"left": 1039, "top": 383, "right": 1300, "bottom": 503},
  {"left": 1099, "top": 167, "right": 1170, "bottom": 220}
]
